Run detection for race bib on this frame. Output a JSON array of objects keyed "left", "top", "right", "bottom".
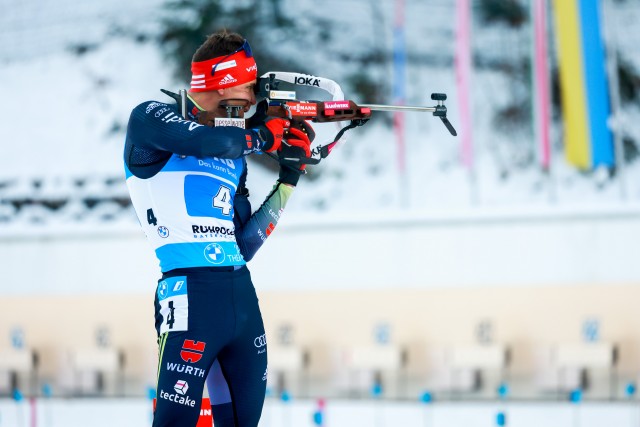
[{"left": 157, "top": 276, "right": 189, "bottom": 334}]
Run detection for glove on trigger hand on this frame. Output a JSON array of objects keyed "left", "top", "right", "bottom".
[
  {"left": 277, "top": 127, "right": 314, "bottom": 186},
  {"left": 298, "top": 120, "right": 316, "bottom": 143},
  {"left": 256, "top": 118, "right": 290, "bottom": 152}
]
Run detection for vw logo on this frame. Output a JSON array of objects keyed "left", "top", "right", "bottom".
[
  {"left": 158, "top": 281, "right": 168, "bottom": 299},
  {"left": 204, "top": 243, "right": 225, "bottom": 265},
  {"left": 254, "top": 334, "right": 267, "bottom": 348},
  {"left": 158, "top": 226, "right": 170, "bottom": 238}
]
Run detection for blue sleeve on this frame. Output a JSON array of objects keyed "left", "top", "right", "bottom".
[
  {"left": 126, "top": 101, "right": 264, "bottom": 159},
  {"left": 234, "top": 183, "right": 294, "bottom": 262},
  {"left": 233, "top": 193, "right": 252, "bottom": 231}
]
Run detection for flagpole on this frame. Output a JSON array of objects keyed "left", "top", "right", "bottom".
[
  {"left": 393, "top": 0, "right": 408, "bottom": 208},
  {"left": 455, "top": 0, "right": 477, "bottom": 205},
  {"left": 602, "top": 0, "right": 627, "bottom": 200},
  {"left": 531, "top": 0, "right": 556, "bottom": 203}
]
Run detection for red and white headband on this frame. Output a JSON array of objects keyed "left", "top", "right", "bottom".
[{"left": 190, "top": 40, "right": 257, "bottom": 92}]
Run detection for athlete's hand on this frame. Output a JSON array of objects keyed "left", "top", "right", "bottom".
[
  {"left": 256, "top": 118, "right": 290, "bottom": 153},
  {"left": 298, "top": 120, "right": 315, "bottom": 144},
  {"left": 277, "top": 123, "right": 315, "bottom": 186}
]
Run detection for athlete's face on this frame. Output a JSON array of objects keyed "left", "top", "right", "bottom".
[
  {"left": 221, "top": 80, "right": 257, "bottom": 110},
  {"left": 190, "top": 80, "right": 257, "bottom": 118}
]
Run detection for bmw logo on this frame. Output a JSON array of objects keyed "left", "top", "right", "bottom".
[
  {"left": 204, "top": 243, "right": 225, "bottom": 265},
  {"left": 158, "top": 281, "right": 168, "bottom": 299},
  {"left": 158, "top": 226, "right": 170, "bottom": 238}
]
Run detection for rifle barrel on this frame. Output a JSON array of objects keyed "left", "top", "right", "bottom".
[{"left": 359, "top": 104, "right": 437, "bottom": 113}]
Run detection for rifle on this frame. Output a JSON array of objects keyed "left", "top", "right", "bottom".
[
  {"left": 163, "top": 71, "right": 457, "bottom": 166},
  {"left": 254, "top": 72, "right": 456, "bottom": 164}
]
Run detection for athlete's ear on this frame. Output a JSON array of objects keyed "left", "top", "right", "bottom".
[{"left": 217, "top": 89, "right": 225, "bottom": 96}]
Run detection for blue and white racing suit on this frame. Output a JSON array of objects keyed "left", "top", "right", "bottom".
[{"left": 124, "top": 96, "right": 293, "bottom": 427}]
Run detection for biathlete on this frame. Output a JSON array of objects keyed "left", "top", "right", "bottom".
[{"left": 124, "top": 29, "right": 313, "bottom": 427}]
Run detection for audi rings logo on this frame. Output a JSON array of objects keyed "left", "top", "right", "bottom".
[{"left": 254, "top": 334, "right": 267, "bottom": 348}]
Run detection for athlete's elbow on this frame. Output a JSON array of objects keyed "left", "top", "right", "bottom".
[
  {"left": 200, "top": 137, "right": 244, "bottom": 159},
  {"left": 240, "top": 247, "right": 256, "bottom": 263}
]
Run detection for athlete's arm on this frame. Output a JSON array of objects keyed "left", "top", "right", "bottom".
[
  {"left": 233, "top": 123, "right": 313, "bottom": 261},
  {"left": 234, "top": 182, "right": 294, "bottom": 262},
  {"left": 127, "top": 101, "right": 264, "bottom": 159}
]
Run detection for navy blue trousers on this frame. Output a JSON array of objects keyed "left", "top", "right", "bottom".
[{"left": 152, "top": 266, "right": 267, "bottom": 427}]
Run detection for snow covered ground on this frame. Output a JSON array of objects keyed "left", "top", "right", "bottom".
[{"left": 1, "top": 0, "right": 639, "bottom": 231}]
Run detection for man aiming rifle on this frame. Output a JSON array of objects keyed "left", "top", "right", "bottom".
[
  {"left": 124, "top": 30, "right": 314, "bottom": 427},
  {"left": 124, "top": 28, "right": 455, "bottom": 427}
]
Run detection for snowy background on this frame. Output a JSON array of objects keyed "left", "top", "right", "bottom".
[
  {"left": 2, "top": 0, "right": 640, "bottom": 236},
  {"left": 2, "top": 2, "right": 640, "bottom": 425}
]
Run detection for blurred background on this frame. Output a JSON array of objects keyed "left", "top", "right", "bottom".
[{"left": 1, "top": 0, "right": 640, "bottom": 426}]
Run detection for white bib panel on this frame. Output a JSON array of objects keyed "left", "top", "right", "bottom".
[{"left": 126, "top": 154, "right": 246, "bottom": 271}]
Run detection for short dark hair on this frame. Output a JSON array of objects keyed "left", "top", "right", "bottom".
[{"left": 192, "top": 29, "right": 245, "bottom": 62}]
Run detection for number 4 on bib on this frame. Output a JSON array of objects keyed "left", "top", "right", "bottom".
[
  {"left": 147, "top": 208, "right": 158, "bottom": 226},
  {"left": 166, "top": 300, "right": 175, "bottom": 329},
  {"left": 213, "top": 186, "right": 232, "bottom": 216}
]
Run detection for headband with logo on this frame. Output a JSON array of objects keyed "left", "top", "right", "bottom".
[{"left": 190, "top": 48, "right": 257, "bottom": 92}]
